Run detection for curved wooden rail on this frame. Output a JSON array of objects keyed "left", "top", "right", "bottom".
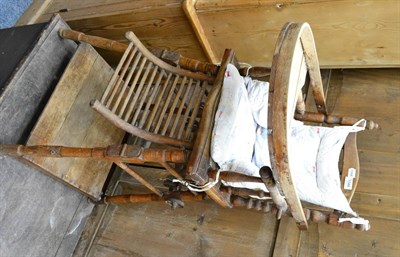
[
  {"left": 124, "top": 31, "right": 215, "bottom": 82},
  {"left": 270, "top": 22, "right": 328, "bottom": 230}
]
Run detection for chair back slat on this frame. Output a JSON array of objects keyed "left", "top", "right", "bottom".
[
  {"left": 106, "top": 47, "right": 139, "bottom": 109},
  {"left": 137, "top": 70, "right": 165, "bottom": 129},
  {"left": 182, "top": 81, "right": 207, "bottom": 141},
  {"left": 144, "top": 73, "right": 172, "bottom": 131},
  {"left": 176, "top": 80, "right": 201, "bottom": 140},
  {"left": 130, "top": 65, "right": 158, "bottom": 125},
  {"left": 123, "top": 62, "right": 153, "bottom": 121},
  {"left": 161, "top": 76, "right": 186, "bottom": 135},
  {"left": 94, "top": 31, "right": 215, "bottom": 147},
  {"left": 153, "top": 75, "right": 180, "bottom": 134},
  {"left": 169, "top": 78, "right": 194, "bottom": 137},
  {"left": 101, "top": 42, "right": 134, "bottom": 104},
  {"left": 117, "top": 56, "right": 147, "bottom": 118},
  {"left": 112, "top": 49, "right": 140, "bottom": 114}
]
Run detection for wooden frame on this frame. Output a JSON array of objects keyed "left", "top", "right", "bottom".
[
  {"left": 0, "top": 23, "right": 377, "bottom": 232},
  {"left": 269, "top": 22, "right": 326, "bottom": 229},
  {"left": 183, "top": 0, "right": 218, "bottom": 63}
]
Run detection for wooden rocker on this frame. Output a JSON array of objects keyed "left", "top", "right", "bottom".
[{"left": 0, "top": 22, "right": 378, "bottom": 231}]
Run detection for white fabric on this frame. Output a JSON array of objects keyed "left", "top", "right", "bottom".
[
  {"left": 211, "top": 64, "right": 256, "bottom": 175},
  {"left": 289, "top": 120, "right": 323, "bottom": 205},
  {"left": 253, "top": 126, "right": 272, "bottom": 169},
  {"left": 244, "top": 78, "right": 272, "bottom": 169},
  {"left": 339, "top": 217, "right": 370, "bottom": 227},
  {"left": 314, "top": 120, "right": 366, "bottom": 215},
  {"left": 221, "top": 180, "right": 268, "bottom": 192},
  {"left": 245, "top": 77, "right": 270, "bottom": 128},
  {"left": 289, "top": 120, "right": 366, "bottom": 216},
  {"left": 210, "top": 66, "right": 367, "bottom": 216}
]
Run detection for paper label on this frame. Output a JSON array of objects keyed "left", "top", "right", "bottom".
[
  {"left": 348, "top": 168, "right": 357, "bottom": 178},
  {"left": 344, "top": 176, "right": 354, "bottom": 190}
]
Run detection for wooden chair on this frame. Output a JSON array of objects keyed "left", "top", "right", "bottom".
[{"left": 0, "top": 22, "right": 377, "bottom": 231}]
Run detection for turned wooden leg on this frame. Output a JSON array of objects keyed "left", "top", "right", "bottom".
[
  {"left": 259, "top": 166, "right": 288, "bottom": 220},
  {"left": 0, "top": 144, "right": 186, "bottom": 163}
]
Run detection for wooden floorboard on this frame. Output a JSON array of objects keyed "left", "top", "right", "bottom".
[
  {"left": 193, "top": 0, "right": 400, "bottom": 68},
  {"left": 75, "top": 167, "right": 278, "bottom": 257}
]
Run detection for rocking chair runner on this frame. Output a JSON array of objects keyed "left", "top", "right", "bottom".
[{"left": 0, "top": 22, "right": 378, "bottom": 231}]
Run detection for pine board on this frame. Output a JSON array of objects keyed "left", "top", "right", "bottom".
[
  {"left": 82, "top": 168, "right": 279, "bottom": 257},
  {"left": 275, "top": 215, "right": 400, "bottom": 257},
  {"left": 41, "top": 0, "right": 206, "bottom": 66},
  {"left": 192, "top": 0, "right": 400, "bottom": 68},
  {"left": 24, "top": 43, "right": 125, "bottom": 199}
]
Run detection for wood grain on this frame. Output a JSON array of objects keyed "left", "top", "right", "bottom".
[
  {"left": 33, "top": 1, "right": 207, "bottom": 66},
  {"left": 25, "top": 43, "right": 125, "bottom": 199},
  {"left": 41, "top": 0, "right": 181, "bottom": 21},
  {"left": 15, "top": 0, "right": 53, "bottom": 25},
  {"left": 275, "top": 214, "right": 400, "bottom": 256},
  {"left": 317, "top": 217, "right": 400, "bottom": 256},
  {"left": 193, "top": 0, "right": 400, "bottom": 68},
  {"left": 357, "top": 150, "right": 400, "bottom": 197},
  {"left": 351, "top": 192, "right": 400, "bottom": 221},
  {"left": 272, "top": 216, "right": 301, "bottom": 257},
  {"left": 183, "top": 0, "right": 217, "bottom": 63},
  {"left": 86, "top": 175, "right": 278, "bottom": 257}
]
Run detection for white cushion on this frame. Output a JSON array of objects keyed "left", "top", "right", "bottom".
[
  {"left": 252, "top": 126, "right": 272, "bottom": 169},
  {"left": 210, "top": 71, "right": 364, "bottom": 216},
  {"left": 315, "top": 125, "right": 358, "bottom": 215},
  {"left": 245, "top": 77, "right": 270, "bottom": 128},
  {"left": 289, "top": 121, "right": 365, "bottom": 215},
  {"left": 211, "top": 64, "right": 256, "bottom": 173},
  {"left": 289, "top": 121, "right": 323, "bottom": 205},
  {"left": 244, "top": 78, "right": 272, "bottom": 169}
]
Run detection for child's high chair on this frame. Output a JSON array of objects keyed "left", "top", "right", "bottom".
[{"left": 0, "top": 22, "right": 378, "bottom": 231}]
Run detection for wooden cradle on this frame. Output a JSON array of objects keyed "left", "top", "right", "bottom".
[{"left": 0, "top": 22, "right": 378, "bottom": 231}]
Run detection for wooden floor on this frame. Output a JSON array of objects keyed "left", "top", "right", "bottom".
[
  {"left": 17, "top": 0, "right": 400, "bottom": 68},
  {"left": 73, "top": 168, "right": 279, "bottom": 257}
]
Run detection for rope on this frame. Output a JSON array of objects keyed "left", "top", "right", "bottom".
[
  {"left": 239, "top": 62, "right": 252, "bottom": 77},
  {"left": 350, "top": 119, "right": 367, "bottom": 132},
  {"left": 172, "top": 169, "right": 221, "bottom": 192},
  {"left": 338, "top": 217, "right": 369, "bottom": 226},
  {"left": 248, "top": 195, "right": 272, "bottom": 200}
]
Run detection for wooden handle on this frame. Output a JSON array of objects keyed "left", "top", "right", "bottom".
[{"left": 60, "top": 29, "right": 127, "bottom": 53}]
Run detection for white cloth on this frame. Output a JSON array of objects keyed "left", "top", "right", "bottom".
[
  {"left": 245, "top": 77, "right": 272, "bottom": 169},
  {"left": 210, "top": 65, "right": 367, "bottom": 216},
  {"left": 245, "top": 77, "right": 270, "bottom": 128},
  {"left": 289, "top": 120, "right": 366, "bottom": 216},
  {"left": 289, "top": 120, "right": 323, "bottom": 205},
  {"left": 211, "top": 64, "right": 256, "bottom": 175}
]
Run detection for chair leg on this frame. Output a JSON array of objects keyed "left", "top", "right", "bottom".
[
  {"left": 115, "top": 162, "right": 163, "bottom": 197},
  {"left": 259, "top": 166, "right": 288, "bottom": 220},
  {"left": 0, "top": 144, "right": 186, "bottom": 163},
  {"left": 103, "top": 191, "right": 206, "bottom": 205}
]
